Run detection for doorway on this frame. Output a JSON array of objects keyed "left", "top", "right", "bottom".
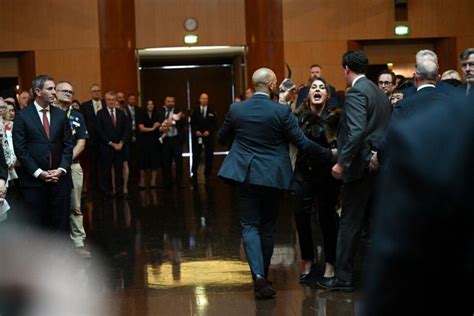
[{"left": 137, "top": 46, "right": 246, "bottom": 173}]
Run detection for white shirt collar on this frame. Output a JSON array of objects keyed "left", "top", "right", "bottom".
[
  {"left": 417, "top": 84, "right": 436, "bottom": 91},
  {"left": 254, "top": 91, "right": 270, "bottom": 97},
  {"left": 34, "top": 100, "right": 49, "bottom": 112},
  {"left": 352, "top": 75, "right": 366, "bottom": 87}
]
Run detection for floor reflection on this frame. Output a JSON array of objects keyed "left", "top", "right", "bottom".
[{"left": 85, "top": 158, "right": 363, "bottom": 315}]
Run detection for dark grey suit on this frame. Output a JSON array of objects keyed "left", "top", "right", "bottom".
[{"left": 335, "top": 76, "right": 390, "bottom": 283}]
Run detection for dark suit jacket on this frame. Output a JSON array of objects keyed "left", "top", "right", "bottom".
[
  {"left": 337, "top": 76, "right": 390, "bottom": 182},
  {"left": 365, "top": 94, "right": 474, "bottom": 316},
  {"left": 402, "top": 80, "right": 460, "bottom": 98},
  {"left": 190, "top": 106, "right": 217, "bottom": 138},
  {"left": 0, "top": 143, "right": 8, "bottom": 181},
  {"left": 96, "top": 107, "right": 130, "bottom": 147},
  {"left": 13, "top": 103, "right": 74, "bottom": 187},
  {"left": 391, "top": 86, "right": 449, "bottom": 122},
  {"left": 218, "top": 93, "right": 332, "bottom": 190},
  {"left": 80, "top": 99, "right": 106, "bottom": 145},
  {"left": 157, "top": 106, "right": 187, "bottom": 143}
]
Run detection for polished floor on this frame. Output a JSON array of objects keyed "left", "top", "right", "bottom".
[{"left": 76, "top": 156, "right": 366, "bottom": 316}]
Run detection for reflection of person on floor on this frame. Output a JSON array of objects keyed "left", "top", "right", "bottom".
[{"left": 218, "top": 68, "right": 334, "bottom": 299}]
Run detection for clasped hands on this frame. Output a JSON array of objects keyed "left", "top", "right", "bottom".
[
  {"left": 40, "top": 169, "right": 64, "bottom": 183},
  {"left": 110, "top": 142, "right": 123, "bottom": 151},
  {"left": 195, "top": 131, "right": 209, "bottom": 137}
]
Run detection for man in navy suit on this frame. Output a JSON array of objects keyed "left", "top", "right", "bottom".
[
  {"left": 218, "top": 68, "right": 334, "bottom": 299},
  {"left": 96, "top": 91, "right": 130, "bottom": 198},
  {"left": 13, "top": 75, "right": 74, "bottom": 232},
  {"left": 402, "top": 49, "right": 459, "bottom": 99},
  {"left": 364, "top": 93, "right": 474, "bottom": 316}
]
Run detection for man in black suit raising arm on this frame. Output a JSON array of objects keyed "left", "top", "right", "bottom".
[
  {"left": 318, "top": 50, "right": 390, "bottom": 291},
  {"left": 96, "top": 91, "right": 130, "bottom": 198},
  {"left": 13, "top": 75, "right": 74, "bottom": 232}
]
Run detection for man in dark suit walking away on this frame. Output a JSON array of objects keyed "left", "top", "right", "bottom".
[
  {"left": 218, "top": 68, "right": 335, "bottom": 299},
  {"left": 96, "top": 91, "right": 130, "bottom": 198},
  {"left": 190, "top": 93, "right": 217, "bottom": 183},
  {"left": 318, "top": 50, "right": 391, "bottom": 291},
  {"left": 13, "top": 75, "right": 74, "bottom": 232}
]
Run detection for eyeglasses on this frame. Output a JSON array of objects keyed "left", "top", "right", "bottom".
[
  {"left": 378, "top": 81, "right": 393, "bottom": 86},
  {"left": 57, "top": 89, "right": 74, "bottom": 95},
  {"left": 91, "top": 90, "right": 101, "bottom": 93}
]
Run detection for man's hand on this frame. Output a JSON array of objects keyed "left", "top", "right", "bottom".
[
  {"left": 40, "top": 171, "right": 54, "bottom": 182},
  {"left": 369, "top": 151, "right": 379, "bottom": 172},
  {"left": 113, "top": 142, "right": 123, "bottom": 151},
  {"left": 202, "top": 131, "right": 210, "bottom": 137},
  {"left": 331, "top": 163, "right": 344, "bottom": 180},
  {"left": 195, "top": 131, "right": 202, "bottom": 137},
  {"left": 47, "top": 169, "right": 64, "bottom": 182}
]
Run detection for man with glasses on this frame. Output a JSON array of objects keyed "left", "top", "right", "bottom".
[
  {"left": 80, "top": 84, "right": 105, "bottom": 196},
  {"left": 56, "top": 81, "right": 91, "bottom": 258},
  {"left": 377, "top": 70, "right": 397, "bottom": 101},
  {"left": 460, "top": 48, "right": 474, "bottom": 96}
]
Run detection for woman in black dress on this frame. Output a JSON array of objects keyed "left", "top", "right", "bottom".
[
  {"left": 137, "top": 100, "right": 161, "bottom": 188},
  {"left": 293, "top": 78, "right": 341, "bottom": 284}
]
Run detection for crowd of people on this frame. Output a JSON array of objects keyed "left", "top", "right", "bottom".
[{"left": 0, "top": 46, "right": 472, "bottom": 312}]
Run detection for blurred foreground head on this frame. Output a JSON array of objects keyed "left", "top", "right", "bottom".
[{"left": 0, "top": 225, "right": 109, "bottom": 316}]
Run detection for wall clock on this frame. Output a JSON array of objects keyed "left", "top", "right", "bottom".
[{"left": 184, "top": 17, "right": 198, "bottom": 31}]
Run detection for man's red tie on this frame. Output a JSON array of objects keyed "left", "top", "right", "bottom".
[
  {"left": 42, "top": 108, "right": 50, "bottom": 138},
  {"left": 42, "top": 108, "right": 52, "bottom": 168},
  {"left": 111, "top": 109, "right": 116, "bottom": 127}
]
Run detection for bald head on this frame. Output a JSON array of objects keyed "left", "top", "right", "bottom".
[
  {"left": 415, "top": 59, "right": 439, "bottom": 86},
  {"left": 252, "top": 68, "right": 277, "bottom": 92}
]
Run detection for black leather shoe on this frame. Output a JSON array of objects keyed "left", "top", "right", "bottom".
[
  {"left": 317, "top": 277, "right": 354, "bottom": 292},
  {"left": 254, "top": 276, "right": 276, "bottom": 299}
]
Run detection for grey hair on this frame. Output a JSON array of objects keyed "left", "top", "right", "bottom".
[
  {"left": 31, "top": 75, "right": 54, "bottom": 93},
  {"left": 416, "top": 50, "right": 438, "bottom": 64},
  {"left": 416, "top": 60, "right": 438, "bottom": 81}
]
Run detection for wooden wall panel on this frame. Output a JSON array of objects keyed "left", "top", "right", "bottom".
[
  {"left": 0, "top": 0, "right": 100, "bottom": 51},
  {"left": 98, "top": 0, "right": 138, "bottom": 95},
  {"left": 283, "top": 0, "right": 474, "bottom": 90},
  {"left": 18, "top": 51, "right": 36, "bottom": 92},
  {"left": 135, "top": 0, "right": 246, "bottom": 48},
  {"left": 0, "top": 57, "right": 18, "bottom": 77},
  {"left": 35, "top": 49, "right": 102, "bottom": 102}
]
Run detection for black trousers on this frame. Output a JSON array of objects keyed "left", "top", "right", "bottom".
[
  {"left": 294, "top": 170, "right": 340, "bottom": 263},
  {"left": 162, "top": 136, "right": 183, "bottom": 186},
  {"left": 192, "top": 138, "right": 214, "bottom": 177},
  {"left": 100, "top": 146, "right": 124, "bottom": 195},
  {"left": 336, "top": 171, "right": 374, "bottom": 282},
  {"left": 21, "top": 177, "right": 70, "bottom": 232}
]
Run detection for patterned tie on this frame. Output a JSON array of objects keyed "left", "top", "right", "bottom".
[{"left": 110, "top": 109, "right": 116, "bottom": 127}]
